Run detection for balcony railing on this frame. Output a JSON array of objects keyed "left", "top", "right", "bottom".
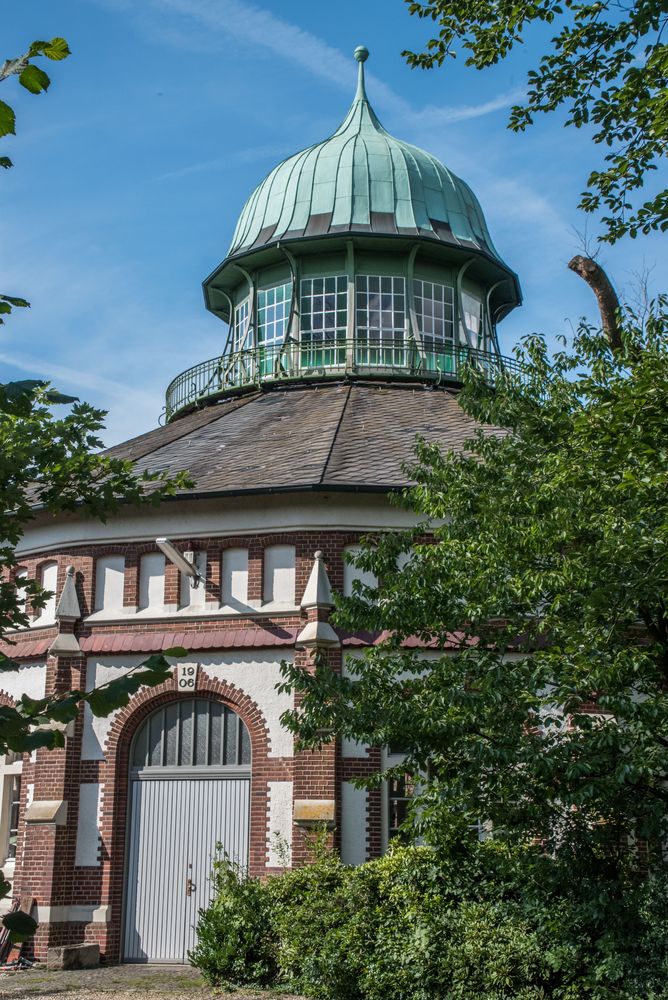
[{"left": 164, "top": 338, "right": 524, "bottom": 422}]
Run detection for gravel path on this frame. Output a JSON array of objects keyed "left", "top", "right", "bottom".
[{"left": 0, "top": 964, "right": 299, "bottom": 1000}]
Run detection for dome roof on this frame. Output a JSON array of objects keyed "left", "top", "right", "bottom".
[{"left": 227, "top": 46, "right": 506, "bottom": 267}]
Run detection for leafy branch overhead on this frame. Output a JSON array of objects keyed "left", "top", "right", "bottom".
[
  {"left": 403, "top": 1, "right": 668, "bottom": 243},
  {"left": 0, "top": 37, "right": 70, "bottom": 316},
  {"left": 0, "top": 378, "right": 194, "bottom": 757},
  {"left": 0, "top": 650, "right": 187, "bottom": 756}
]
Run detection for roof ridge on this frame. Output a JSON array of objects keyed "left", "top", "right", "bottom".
[
  {"left": 319, "top": 384, "right": 352, "bottom": 485},
  {"left": 104, "top": 391, "right": 263, "bottom": 465}
]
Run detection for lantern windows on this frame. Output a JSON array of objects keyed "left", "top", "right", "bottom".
[
  {"left": 413, "top": 279, "right": 455, "bottom": 371},
  {"left": 232, "top": 297, "right": 251, "bottom": 352},
  {"left": 300, "top": 276, "right": 348, "bottom": 368},
  {"left": 257, "top": 282, "right": 292, "bottom": 347},
  {"left": 355, "top": 275, "right": 406, "bottom": 367},
  {"left": 461, "top": 290, "right": 485, "bottom": 351}
]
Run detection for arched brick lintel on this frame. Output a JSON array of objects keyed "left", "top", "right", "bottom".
[
  {"left": 98, "top": 674, "right": 274, "bottom": 962},
  {"left": 103, "top": 674, "right": 272, "bottom": 762}
]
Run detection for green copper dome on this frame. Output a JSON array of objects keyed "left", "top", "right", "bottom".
[{"left": 228, "top": 47, "right": 506, "bottom": 267}]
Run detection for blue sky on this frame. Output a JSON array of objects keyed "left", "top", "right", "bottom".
[{"left": 2, "top": 0, "right": 666, "bottom": 445}]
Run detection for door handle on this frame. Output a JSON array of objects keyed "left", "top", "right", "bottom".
[{"left": 185, "top": 878, "right": 195, "bottom": 897}]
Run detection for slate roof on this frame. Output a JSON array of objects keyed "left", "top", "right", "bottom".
[{"left": 104, "top": 381, "right": 493, "bottom": 497}]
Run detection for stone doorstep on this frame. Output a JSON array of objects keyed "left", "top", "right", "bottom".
[{"left": 46, "top": 943, "right": 100, "bottom": 970}]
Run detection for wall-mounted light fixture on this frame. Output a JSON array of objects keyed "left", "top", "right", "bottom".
[{"left": 156, "top": 537, "right": 203, "bottom": 589}]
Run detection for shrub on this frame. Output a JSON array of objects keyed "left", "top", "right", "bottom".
[
  {"left": 191, "top": 841, "right": 668, "bottom": 999},
  {"left": 188, "top": 853, "right": 275, "bottom": 987}
]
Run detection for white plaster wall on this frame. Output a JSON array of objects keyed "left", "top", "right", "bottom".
[
  {"left": 222, "top": 548, "right": 249, "bottom": 610},
  {"left": 267, "top": 780, "right": 293, "bottom": 867},
  {"left": 180, "top": 552, "right": 207, "bottom": 609},
  {"left": 263, "top": 545, "right": 296, "bottom": 607},
  {"left": 341, "top": 782, "right": 367, "bottom": 865},
  {"left": 81, "top": 651, "right": 294, "bottom": 760},
  {"left": 0, "top": 662, "right": 47, "bottom": 703},
  {"left": 74, "top": 782, "right": 102, "bottom": 867},
  {"left": 139, "top": 553, "right": 165, "bottom": 610},
  {"left": 94, "top": 556, "right": 125, "bottom": 612},
  {"left": 16, "top": 493, "right": 423, "bottom": 557},
  {"left": 342, "top": 655, "right": 367, "bottom": 758},
  {"left": 35, "top": 561, "right": 58, "bottom": 625}
]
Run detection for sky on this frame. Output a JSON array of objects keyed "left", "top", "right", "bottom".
[{"left": 2, "top": 0, "right": 666, "bottom": 445}]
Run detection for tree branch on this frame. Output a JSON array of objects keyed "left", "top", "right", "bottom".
[{"left": 568, "top": 255, "right": 623, "bottom": 351}]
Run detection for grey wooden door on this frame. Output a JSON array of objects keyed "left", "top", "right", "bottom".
[
  {"left": 123, "top": 698, "right": 252, "bottom": 963},
  {"left": 123, "top": 773, "right": 250, "bottom": 962}
]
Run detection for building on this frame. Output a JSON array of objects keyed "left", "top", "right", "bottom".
[{"left": 0, "top": 47, "right": 521, "bottom": 964}]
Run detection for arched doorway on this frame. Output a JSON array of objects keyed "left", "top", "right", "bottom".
[{"left": 123, "top": 698, "right": 251, "bottom": 963}]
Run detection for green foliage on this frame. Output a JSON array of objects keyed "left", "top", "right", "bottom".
[
  {"left": 1, "top": 36, "right": 71, "bottom": 316},
  {"left": 0, "top": 379, "right": 193, "bottom": 756},
  {"left": 403, "top": 1, "right": 668, "bottom": 243},
  {"left": 192, "top": 842, "right": 668, "bottom": 999},
  {"left": 281, "top": 299, "right": 668, "bottom": 869},
  {"left": 189, "top": 853, "right": 277, "bottom": 986}
]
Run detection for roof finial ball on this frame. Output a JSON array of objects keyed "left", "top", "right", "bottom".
[{"left": 354, "top": 45, "right": 369, "bottom": 100}]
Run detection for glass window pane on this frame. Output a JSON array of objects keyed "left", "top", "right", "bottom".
[
  {"left": 179, "top": 701, "right": 193, "bottom": 766},
  {"left": 132, "top": 699, "right": 250, "bottom": 770},
  {"left": 164, "top": 703, "right": 179, "bottom": 766},
  {"left": 149, "top": 709, "right": 164, "bottom": 767},
  {"left": 210, "top": 701, "right": 223, "bottom": 765},
  {"left": 225, "top": 708, "right": 238, "bottom": 765},
  {"left": 7, "top": 776, "right": 21, "bottom": 859},
  {"left": 195, "top": 698, "right": 209, "bottom": 766},
  {"left": 133, "top": 722, "right": 148, "bottom": 768}
]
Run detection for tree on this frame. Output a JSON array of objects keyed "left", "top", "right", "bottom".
[
  {"left": 281, "top": 297, "right": 668, "bottom": 871},
  {"left": 0, "top": 382, "right": 191, "bottom": 755},
  {"left": 402, "top": 1, "right": 668, "bottom": 243}
]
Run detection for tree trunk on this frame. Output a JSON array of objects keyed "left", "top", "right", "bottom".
[{"left": 568, "top": 255, "right": 623, "bottom": 352}]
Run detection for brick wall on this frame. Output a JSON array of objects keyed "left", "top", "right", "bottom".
[{"left": 8, "top": 527, "right": 383, "bottom": 962}]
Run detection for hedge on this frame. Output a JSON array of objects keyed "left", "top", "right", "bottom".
[{"left": 190, "top": 840, "right": 668, "bottom": 999}]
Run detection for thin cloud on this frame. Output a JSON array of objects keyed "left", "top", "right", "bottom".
[
  {"left": 416, "top": 89, "right": 525, "bottom": 126},
  {"left": 153, "top": 144, "right": 295, "bottom": 182},
  {"left": 116, "top": 0, "right": 518, "bottom": 126},
  {"left": 0, "top": 349, "right": 136, "bottom": 399}
]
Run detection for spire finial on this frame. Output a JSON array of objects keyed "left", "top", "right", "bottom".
[{"left": 354, "top": 45, "right": 369, "bottom": 101}]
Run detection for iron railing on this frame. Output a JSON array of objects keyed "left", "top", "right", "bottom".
[{"left": 164, "top": 338, "right": 524, "bottom": 421}]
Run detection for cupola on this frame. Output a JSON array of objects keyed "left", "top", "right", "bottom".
[{"left": 165, "top": 47, "right": 522, "bottom": 421}]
